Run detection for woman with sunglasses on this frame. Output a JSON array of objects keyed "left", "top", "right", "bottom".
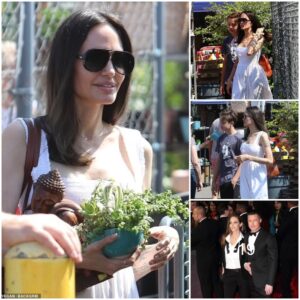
[
  {"left": 221, "top": 214, "right": 249, "bottom": 298},
  {"left": 226, "top": 11, "right": 272, "bottom": 99},
  {"left": 2, "top": 10, "right": 179, "bottom": 298},
  {"left": 235, "top": 107, "right": 273, "bottom": 199}
]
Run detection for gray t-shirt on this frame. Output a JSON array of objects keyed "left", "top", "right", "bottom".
[
  {"left": 222, "top": 35, "right": 238, "bottom": 84},
  {"left": 216, "top": 133, "right": 242, "bottom": 185}
]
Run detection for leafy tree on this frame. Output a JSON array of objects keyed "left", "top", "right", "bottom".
[
  {"left": 194, "top": 2, "right": 272, "bottom": 46},
  {"left": 165, "top": 61, "right": 188, "bottom": 110},
  {"left": 266, "top": 102, "right": 298, "bottom": 150}
]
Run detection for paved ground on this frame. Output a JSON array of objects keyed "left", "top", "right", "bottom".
[
  {"left": 195, "top": 184, "right": 213, "bottom": 199},
  {"left": 193, "top": 177, "right": 221, "bottom": 199}
]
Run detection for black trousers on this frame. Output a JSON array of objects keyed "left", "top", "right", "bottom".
[
  {"left": 224, "top": 83, "right": 232, "bottom": 99},
  {"left": 191, "top": 169, "right": 197, "bottom": 199},
  {"left": 197, "top": 260, "right": 223, "bottom": 298},
  {"left": 223, "top": 269, "right": 250, "bottom": 298},
  {"left": 280, "top": 253, "right": 298, "bottom": 297},
  {"left": 220, "top": 182, "right": 234, "bottom": 199},
  {"left": 220, "top": 182, "right": 240, "bottom": 199},
  {"left": 249, "top": 278, "right": 269, "bottom": 298}
]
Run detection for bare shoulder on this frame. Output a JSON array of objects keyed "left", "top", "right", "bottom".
[
  {"left": 260, "top": 131, "right": 269, "bottom": 140},
  {"left": 260, "top": 131, "right": 270, "bottom": 145},
  {"left": 2, "top": 119, "right": 27, "bottom": 213},
  {"left": 137, "top": 134, "right": 151, "bottom": 152},
  {"left": 2, "top": 119, "right": 27, "bottom": 167},
  {"left": 118, "top": 126, "right": 153, "bottom": 155},
  {"left": 3, "top": 119, "right": 26, "bottom": 149}
]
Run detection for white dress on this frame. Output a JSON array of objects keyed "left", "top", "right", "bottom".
[
  {"left": 19, "top": 119, "right": 146, "bottom": 298},
  {"left": 232, "top": 47, "right": 272, "bottom": 99},
  {"left": 240, "top": 131, "right": 268, "bottom": 199}
]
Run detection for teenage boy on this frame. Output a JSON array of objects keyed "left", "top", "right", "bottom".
[
  {"left": 220, "top": 12, "right": 240, "bottom": 99},
  {"left": 212, "top": 108, "right": 242, "bottom": 199}
]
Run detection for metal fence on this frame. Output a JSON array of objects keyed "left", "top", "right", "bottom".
[
  {"left": 271, "top": 2, "right": 299, "bottom": 99},
  {"left": 158, "top": 203, "right": 189, "bottom": 299}
]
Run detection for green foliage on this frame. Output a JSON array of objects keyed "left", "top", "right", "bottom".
[
  {"left": 39, "top": 7, "right": 71, "bottom": 40},
  {"left": 165, "top": 61, "right": 188, "bottom": 110},
  {"left": 77, "top": 180, "right": 189, "bottom": 247},
  {"left": 130, "top": 60, "right": 188, "bottom": 111},
  {"left": 130, "top": 61, "right": 153, "bottom": 110},
  {"left": 194, "top": 2, "right": 272, "bottom": 48},
  {"left": 266, "top": 102, "right": 298, "bottom": 149},
  {"left": 165, "top": 151, "right": 188, "bottom": 178}
]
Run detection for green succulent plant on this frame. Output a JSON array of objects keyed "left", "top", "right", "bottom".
[{"left": 77, "top": 180, "right": 188, "bottom": 247}]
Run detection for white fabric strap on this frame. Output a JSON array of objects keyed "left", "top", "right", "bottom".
[{"left": 255, "top": 131, "right": 263, "bottom": 145}]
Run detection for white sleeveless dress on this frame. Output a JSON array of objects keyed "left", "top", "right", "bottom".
[
  {"left": 19, "top": 118, "right": 146, "bottom": 298},
  {"left": 232, "top": 47, "right": 272, "bottom": 99},
  {"left": 240, "top": 131, "right": 268, "bottom": 199}
]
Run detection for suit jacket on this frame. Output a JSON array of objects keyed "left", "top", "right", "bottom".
[
  {"left": 277, "top": 207, "right": 298, "bottom": 259},
  {"left": 245, "top": 229, "right": 278, "bottom": 288},
  {"left": 240, "top": 213, "right": 250, "bottom": 233},
  {"left": 218, "top": 216, "right": 228, "bottom": 238},
  {"left": 191, "top": 218, "right": 220, "bottom": 268}
]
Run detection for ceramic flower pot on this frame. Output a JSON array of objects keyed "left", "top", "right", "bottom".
[{"left": 92, "top": 228, "right": 143, "bottom": 258}]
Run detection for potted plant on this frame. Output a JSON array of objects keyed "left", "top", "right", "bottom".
[{"left": 76, "top": 180, "right": 188, "bottom": 257}]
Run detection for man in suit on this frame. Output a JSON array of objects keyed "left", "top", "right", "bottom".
[
  {"left": 277, "top": 201, "right": 298, "bottom": 298},
  {"left": 244, "top": 211, "right": 278, "bottom": 298},
  {"left": 236, "top": 202, "right": 249, "bottom": 233},
  {"left": 217, "top": 203, "right": 229, "bottom": 237},
  {"left": 191, "top": 206, "right": 223, "bottom": 298}
]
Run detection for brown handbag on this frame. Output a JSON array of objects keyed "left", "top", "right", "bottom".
[
  {"left": 16, "top": 118, "right": 42, "bottom": 214},
  {"left": 259, "top": 54, "right": 273, "bottom": 78}
]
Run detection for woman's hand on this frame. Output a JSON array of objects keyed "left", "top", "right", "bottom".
[
  {"left": 2, "top": 213, "right": 82, "bottom": 263},
  {"left": 235, "top": 154, "right": 250, "bottom": 164},
  {"left": 77, "top": 235, "right": 140, "bottom": 276},
  {"left": 244, "top": 262, "right": 252, "bottom": 275},
  {"left": 133, "top": 226, "right": 179, "bottom": 281},
  {"left": 149, "top": 226, "right": 179, "bottom": 264},
  {"left": 231, "top": 176, "right": 239, "bottom": 188}
]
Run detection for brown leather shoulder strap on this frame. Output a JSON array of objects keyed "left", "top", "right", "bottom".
[{"left": 20, "top": 118, "right": 42, "bottom": 213}]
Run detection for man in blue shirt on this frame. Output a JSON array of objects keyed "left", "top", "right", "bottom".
[
  {"left": 212, "top": 108, "right": 242, "bottom": 198},
  {"left": 220, "top": 12, "right": 240, "bottom": 99}
]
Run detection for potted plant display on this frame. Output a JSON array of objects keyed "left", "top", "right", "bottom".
[{"left": 77, "top": 180, "right": 188, "bottom": 257}]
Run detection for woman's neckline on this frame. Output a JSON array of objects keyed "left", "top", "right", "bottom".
[
  {"left": 61, "top": 177, "right": 106, "bottom": 182},
  {"left": 245, "top": 131, "right": 262, "bottom": 145},
  {"left": 226, "top": 232, "right": 243, "bottom": 246}
]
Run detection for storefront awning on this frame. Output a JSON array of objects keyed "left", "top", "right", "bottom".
[
  {"left": 191, "top": 100, "right": 229, "bottom": 105},
  {"left": 192, "top": 2, "right": 232, "bottom": 13}
]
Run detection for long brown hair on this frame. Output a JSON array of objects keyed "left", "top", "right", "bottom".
[
  {"left": 44, "top": 10, "right": 133, "bottom": 165},
  {"left": 225, "top": 214, "right": 243, "bottom": 236},
  {"left": 221, "top": 214, "right": 242, "bottom": 247},
  {"left": 237, "top": 11, "right": 272, "bottom": 44},
  {"left": 244, "top": 106, "right": 268, "bottom": 140}
]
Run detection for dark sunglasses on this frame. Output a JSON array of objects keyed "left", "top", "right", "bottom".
[
  {"left": 238, "top": 18, "right": 251, "bottom": 24},
  {"left": 77, "top": 49, "right": 135, "bottom": 75}
]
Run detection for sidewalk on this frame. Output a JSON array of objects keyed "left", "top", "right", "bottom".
[{"left": 192, "top": 177, "right": 221, "bottom": 200}]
